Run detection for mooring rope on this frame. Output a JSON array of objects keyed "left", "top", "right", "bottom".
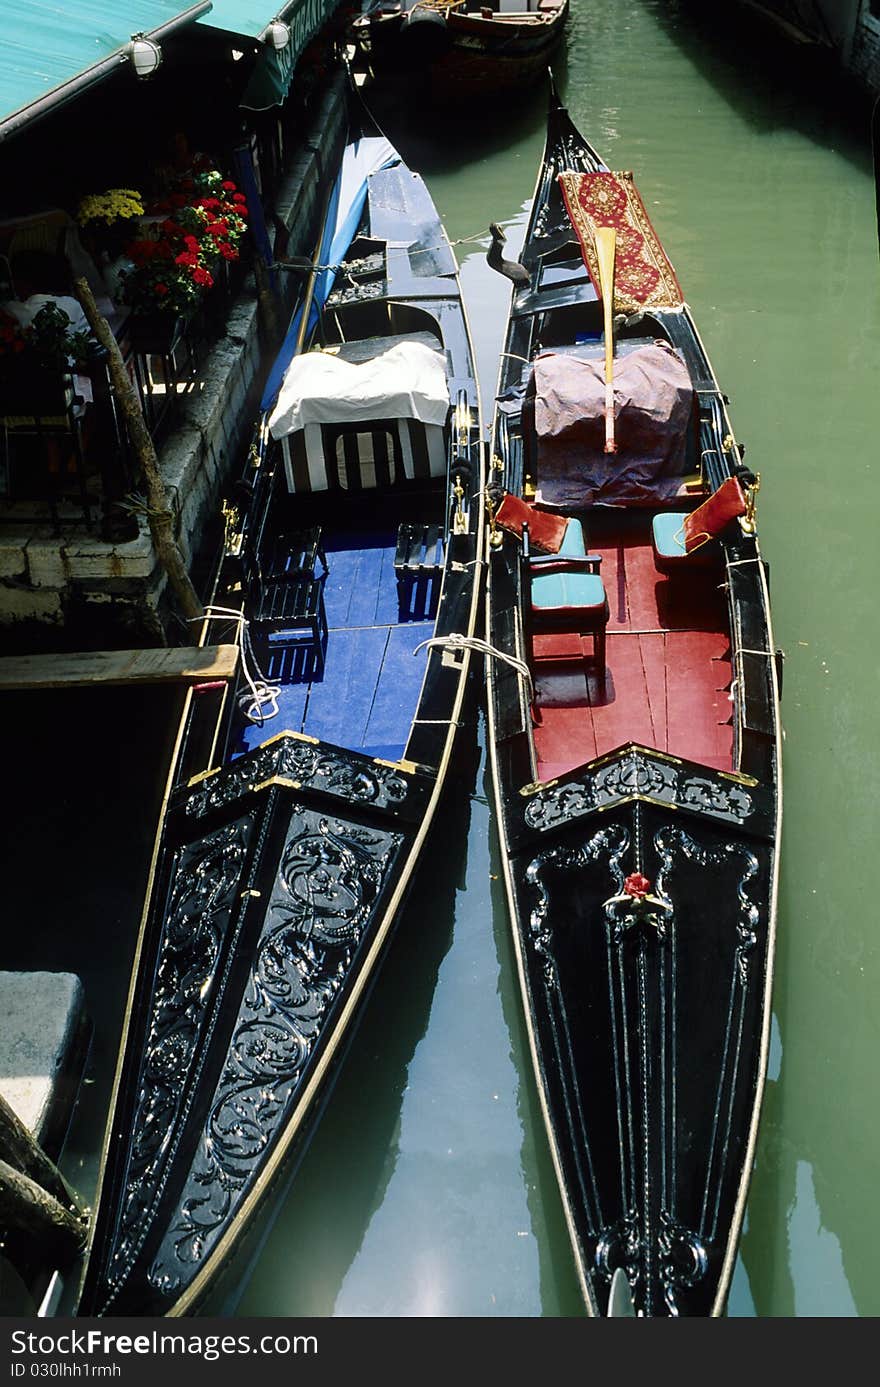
[
  {"left": 189, "top": 606, "right": 281, "bottom": 723},
  {"left": 412, "top": 631, "right": 533, "bottom": 697}
]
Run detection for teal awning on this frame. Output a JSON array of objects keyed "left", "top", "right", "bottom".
[
  {"left": 200, "top": 0, "right": 343, "bottom": 110},
  {"left": 0, "top": 1, "right": 211, "bottom": 140},
  {"left": 198, "top": 1, "right": 271, "bottom": 41}
]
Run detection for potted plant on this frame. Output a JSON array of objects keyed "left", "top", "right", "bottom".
[{"left": 0, "top": 302, "right": 93, "bottom": 415}]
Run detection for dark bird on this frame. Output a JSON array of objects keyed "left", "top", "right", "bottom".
[{"left": 487, "top": 223, "right": 530, "bottom": 286}]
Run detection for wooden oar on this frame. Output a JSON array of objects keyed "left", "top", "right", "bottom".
[{"left": 594, "top": 225, "right": 617, "bottom": 454}]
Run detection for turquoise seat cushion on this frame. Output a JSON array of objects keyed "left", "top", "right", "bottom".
[
  {"left": 532, "top": 568, "right": 606, "bottom": 612},
  {"left": 652, "top": 510, "right": 689, "bottom": 560},
  {"left": 652, "top": 510, "right": 719, "bottom": 567},
  {"left": 558, "top": 517, "right": 587, "bottom": 557}
]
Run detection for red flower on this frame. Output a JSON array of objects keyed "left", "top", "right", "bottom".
[
  {"left": 222, "top": 180, "right": 236, "bottom": 191},
  {"left": 192, "top": 267, "right": 213, "bottom": 287},
  {"left": 128, "top": 238, "right": 161, "bottom": 264},
  {"left": 623, "top": 873, "right": 651, "bottom": 900},
  {"left": 184, "top": 235, "right": 200, "bottom": 252},
  {"left": 175, "top": 251, "right": 199, "bottom": 268},
  {"left": 232, "top": 192, "right": 246, "bottom": 204},
  {"left": 154, "top": 282, "right": 169, "bottom": 296},
  {"left": 219, "top": 243, "right": 237, "bottom": 261}
]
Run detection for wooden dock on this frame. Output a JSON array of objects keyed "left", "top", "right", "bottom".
[{"left": 0, "top": 644, "right": 238, "bottom": 691}]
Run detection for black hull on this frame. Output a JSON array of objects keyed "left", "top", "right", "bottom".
[
  {"left": 485, "top": 87, "right": 782, "bottom": 1316},
  {"left": 77, "top": 110, "right": 485, "bottom": 1316},
  {"left": 78, "top": 744, "right": 437, "bottom": 1316},
  {"left": 498, "top": 744, "right": 777, "bottom": 1316}
]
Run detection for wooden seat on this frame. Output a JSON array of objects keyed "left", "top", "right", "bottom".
[
  {"left": 394, "top": 522, "right": 444, "bottom": 619},
  {"left": 524, "top": 518, "right": 609, "bottom": 679},
  {"left": 651, "top": 510, "right": 719, "bottom": 575},
  {"left": 243, "top": 526, "right": 328, "bottom": 674}
]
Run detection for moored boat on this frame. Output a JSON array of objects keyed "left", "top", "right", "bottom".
[
  {"left": 353, "top": 0, "right": 569, "bottom": 100},
  {"left": 75, "top": 102, "right": 485, "bottom": 1317},
  {"left": 484, "top": 81, "right": 782, "bottom": 1316}
]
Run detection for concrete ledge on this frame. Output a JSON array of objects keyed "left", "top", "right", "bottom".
[{"left": 0, "top": 972, "right": 90, "bottom": 1160}]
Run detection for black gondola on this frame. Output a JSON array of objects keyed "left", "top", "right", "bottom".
[
  {"left": 75, "top": 103, "right": 485, "bottom": 1317},
  {"left": 484, "top": 80, "right": 782, "bottom": 1317}
]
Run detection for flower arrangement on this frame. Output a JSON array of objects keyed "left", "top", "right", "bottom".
[
  {"left": 0, "top": 302, "right": 91, "bottom": 367},
  {"left": 76, "top": 188, "right": 145, "bottom": 228},
  {"left": 119, "top": 166, "right": 249, "bottom": 319}
]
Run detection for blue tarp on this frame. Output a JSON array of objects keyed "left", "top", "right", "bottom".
[
  {"left": 0, "top": 2, "right": 208, "bottom": 136},
  {"left": 260, "top": 134, "right": 399, "bottom": 414}
]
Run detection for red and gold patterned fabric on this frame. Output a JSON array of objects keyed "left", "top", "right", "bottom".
[
  {"left": 558, "top": 171, "right": 684, "bottom": 316},
  {"left": 682, "top": 476, "right": 746, "bottom": 552},
  {"left": 494, "top": 492, "right": 568, "bottom": 552}
]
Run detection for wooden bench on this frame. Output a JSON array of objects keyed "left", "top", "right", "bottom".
[
  {"left": 394, "top": 522, "right": 445, "bottom": 620},
  {"left": 244, "top": 526, "right": 328, "bottom": 673}
]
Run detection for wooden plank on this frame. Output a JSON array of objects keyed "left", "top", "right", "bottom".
[
  {"left": 303, "top": 625, "right": 388, "bottom": 746},
  {"left": 639, "top": 632, "right": 668, "bottom": 752},
  {"left": 363, "top": 621, "right": 433, "bottom": 749},
  {"left": 665, "top": 631, "right": 733, "bottom": 767},
  {"left": 0, "top": 645, "right": 238, "bottom": 691},
  {"left": 589, "top": 632, "right": 656, "bottom": 757}
]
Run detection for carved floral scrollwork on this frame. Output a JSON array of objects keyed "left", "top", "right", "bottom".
[
  {"left": 145, "top": 808, "right": 403, "bottom": 1294},
  {"left": 184, "top": 738, "right": 411, "bottom": 819},
  {"left": 679, "top": 776, "right": 752, "bottom": 820},
  {"left": 102, "top": 814, "right": 255, "bottom": 1300},
  {"left": 595, "top": 1209, "right": 643, "bottom": 1299},
  {"left": 654, "top": 826, "right": 760, "bottom": 984},
  {"left": 658, "top": 1211, "right": 709, "bottom": 1317},
  {"left": 523, "top": 747, "right": 754, "bottom": 833},
  {"left": 525, "top": 825, "right": 630, "bottom": 985},
  {"left": 524, "top": 778, "right": 595, "bottom": 831}
]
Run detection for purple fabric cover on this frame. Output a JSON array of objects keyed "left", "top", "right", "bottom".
[{"left": 532, "top": 342, "right": 694, "bottom": 508}]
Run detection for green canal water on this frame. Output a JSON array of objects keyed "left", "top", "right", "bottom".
[{"left": 3, "top": 0, "right": 877, "bottom": 1319}]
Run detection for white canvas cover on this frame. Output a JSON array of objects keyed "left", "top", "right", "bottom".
[{"left": 267, "top": 336, "right": 450, "bottom": 441}]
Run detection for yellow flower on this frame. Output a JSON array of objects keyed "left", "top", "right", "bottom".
[{"left": 76, "top": 189, "right": 144, "bottom": 227}]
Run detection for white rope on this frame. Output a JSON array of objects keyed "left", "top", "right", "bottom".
[
  {"left": 412, "top": 631, "right": 533, "bottom": 697},
  {"left": 190, "top": 606, "right": 281, "bottom": 724}
]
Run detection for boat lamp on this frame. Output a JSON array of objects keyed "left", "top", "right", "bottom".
[
  {"left": 129, "top": 35, "right": 163, "bottom": 79},
  {"left": 264, "top": 21, "right": 292, "bottom": 50}
]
